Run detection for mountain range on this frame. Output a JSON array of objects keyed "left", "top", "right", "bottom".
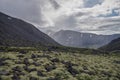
[
  {"left": 0, "top": 11, "right": 119, "bottom": 51},
  {"left": 0, "top": 12, "right": 59, "bottom": 47},
  {"left": 50, "top": 30, "right": 120, "bottom": 48}
]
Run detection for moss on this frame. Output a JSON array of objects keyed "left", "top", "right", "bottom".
[{"left": 0, "top": 47, "right": 120, "bottom": 80}]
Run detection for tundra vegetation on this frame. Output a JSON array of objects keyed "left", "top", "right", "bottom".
[{"left": 0, "top": 47, "right": 120, "bottom": 80}]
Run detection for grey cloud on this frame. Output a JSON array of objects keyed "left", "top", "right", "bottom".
[
  {"left": 0, "top": 0, "right": 120, "bottom": 35},
  {"left": 75, "top": 12, "right": 91, "bottom": 17},
  {"left": 75, "top": 16, "right": 120, "bottom": 32},
  {"left": 55, "top": 15, "right": 77, "bottom": 29},
  {"left": 99, "top": 23, "right": 120, "bottom": 31},
  {"left": 49, "top": 0, "right": 60, "bottom": 9},
  {"left": 0, "top": 0, "right": 45, "bottom": 26}
]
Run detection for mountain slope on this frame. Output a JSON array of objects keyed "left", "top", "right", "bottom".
[
  {"left": 0, "top": 12, "right": 59, "bottom": 47},
  {"left": 50, "top": 30, "right": 120, "bottom": 48},
  {"left": 99, "top": 37, "right": 120, "bottom": 51}
]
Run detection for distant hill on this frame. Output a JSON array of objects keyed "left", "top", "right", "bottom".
[
  {"left": 0, "top": 12, "right": 59, "bottom": 47},
  {"left": 99, "top": 37, "right": 120, "bottom": 51},
  {"left": 50, "top": 30, "right": 120, "bottom": 48}
]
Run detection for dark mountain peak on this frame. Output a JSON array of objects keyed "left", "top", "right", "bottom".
[
  {"left": 99, "top": 37, "right": 120, "bottom": 51},
  {"left": 111, "top": 37, "right": 120, "bottom": 42},
  {"left": 0, "top": 12, "right": 59, "bottom": 47}
]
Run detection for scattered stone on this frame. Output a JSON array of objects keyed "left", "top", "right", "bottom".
[
  {"left": 33, "top": 62, "right": 41, "bottom": 66},
  {"left": 0, "top": 58, "right": 8, "bottom": 66},
  {"left": 0, "top": 49, "right": 4, "bottom": 52},
  {"left": 12, "top": 66, "right": 22, "bottom": 72},
  {"left": 82, "top": 65, "right": 88, "bottom": 70},
  {"left": 61, "top": 61, "right": 78, "bottom": 66},
  {"left": 30, "top": 54, "right": 52, "bottom": 59},
  {"left": 11, "top": 73, "right": 20, "bottom": 80},
  {"left": 0, "top": 61, "right": 7, "bottom": 66},
  {"left": 0, "top": 58, "right": 6, "bottom": 61},
  {"left": 67, "top": 66, "right": 79, "bottom": 76},
  {"left": 19, "top": 50, "right": 27, "bottom": 54},
  {"left": 64, "top": 61, "right": 79, "bottom": 76},
  {"left": 101, "top": 71, "right": 111, "bottom": 77},
  {"left": 15, "top": 60, "right": 23, "bottom": 64},
  {"left": 113, "top": 60, "right": 120, "bottom": 64},
  {"left": 30, "top": 68, "right": 37, "bottom": 72},
  {"left": 23, "top": 58, "right": 30, "bottom": 65},
  {"left": 51, "top": 58, "right": 60, "bottom": 63},
  {"left": 23, "top": 66, "right": 28, "bottom": 71},
  {"left": 23, "top": 66, "right": 37, "bottom": 72},
  {"left": 30, "top": 77, "right": 38, "bottom": 80},
  {"left": 14, "top": 71, "right": 25, "bottom": 76},
  {"left": 47, "top": 77, "right": 56, "bottom": 80},
  {"left": 37, "top": 71, "right": 45, "bottom": 77},
  {"left": 0, "top": 70, "right": 10, "bottom": 75},
  {"left": 12, "top": 66, "right": 25, "bottom": 76},
  {"left": 31, "top": 54, "right": 37, "bottom": 58},
  {"left": 17, "top": 55, "right": 24, "bottom": 58},
  {"left": 45, "top": 64, "right": 56, "bottom": 72}
]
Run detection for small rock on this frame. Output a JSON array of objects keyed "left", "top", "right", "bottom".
[
  {"left": 51, "top": 58, "right": 60, "bottom": 63},
  {"left": 19, "top": 50, "right": 27, "bottom": 54},
  {"left": 45, "top": 64, "right": 56, "bottom": 72},
  {"left": 113, "top": 60, "right": 120, "bottom": 64},
  {"left": 31, "top": 54, "right": 37, "bottom": 58},
  {"left": 0, "top": 70, "right": 10, "bottom": 75},
  {"left": 12, "top": 66, "right": 22, "bottom": 72},
  {"left": 11, "top": 73, "right": 20, "bottom": 80},
  {"left": 64, "top": 61, "right": 79, "bottom": 76},
  {"left": 23, "top": 66, "right": 37, "bottom": 72},
  {"left": 17, "top": 55, "right": 24, "bottom": 58},
  {"left": 37, "top": 71, "right": 45, "bottom": 77},
  {"left": 23, "top": 58, "right": 30, "bottom": 65},
  {"left": 30, "top": 77, "right": 38, "bottom": 80},
  {"left": 33, "top": 62, "right": 41, "bottom": 66}
]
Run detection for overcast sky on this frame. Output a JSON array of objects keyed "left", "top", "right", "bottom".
[{"left": 0, "top": 0, "right": 120, "bottom": 35}]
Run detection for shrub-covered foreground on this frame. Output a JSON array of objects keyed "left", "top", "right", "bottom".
[{"left": 0, "top": 48, "right": 120, "bottom": 80}]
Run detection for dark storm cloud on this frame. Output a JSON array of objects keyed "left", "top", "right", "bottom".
[
  {"left": 0, "top": 0, "right": 120, "bottom": 35},
  {"left": 49, "top": 0, "right": 60, "bottom": 9},
  {"left": 0, "top": 0, "right": 45, "bottom": 25},
  {"left": 99, "top": 23, "right": 120, "bottom": 31},
  {"left": 55, "top": 15, "right": 77, "bottom": 29},
  {"left": 75, "top": 11, "right": 91, "bottom": 17}
]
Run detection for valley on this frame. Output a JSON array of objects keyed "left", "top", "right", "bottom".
[{"left": 0, "top": 11, "right": 120, "bottom": 80}]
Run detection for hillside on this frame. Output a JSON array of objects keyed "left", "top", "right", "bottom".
[
  {"left": 51, "top": 30, "right": 120, "bottom": 48},
  {"left": 0, "top": 12, "right": 59, "bottom": 47},
  {"left": 99, "top": 37, "right": 120, "bottom": 51}
]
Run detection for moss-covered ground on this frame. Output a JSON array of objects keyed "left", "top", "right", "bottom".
[{"left": 0, "top": 47, "right": 120, "bottom": 80}]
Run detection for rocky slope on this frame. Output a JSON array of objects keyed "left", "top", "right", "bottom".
[{"left": 0, "top": 12, "right": 59, "bottom": 47}]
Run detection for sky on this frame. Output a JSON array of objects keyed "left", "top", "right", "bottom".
[{"left": 0, "top": 0, "right": 120, "bottom": 35}]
